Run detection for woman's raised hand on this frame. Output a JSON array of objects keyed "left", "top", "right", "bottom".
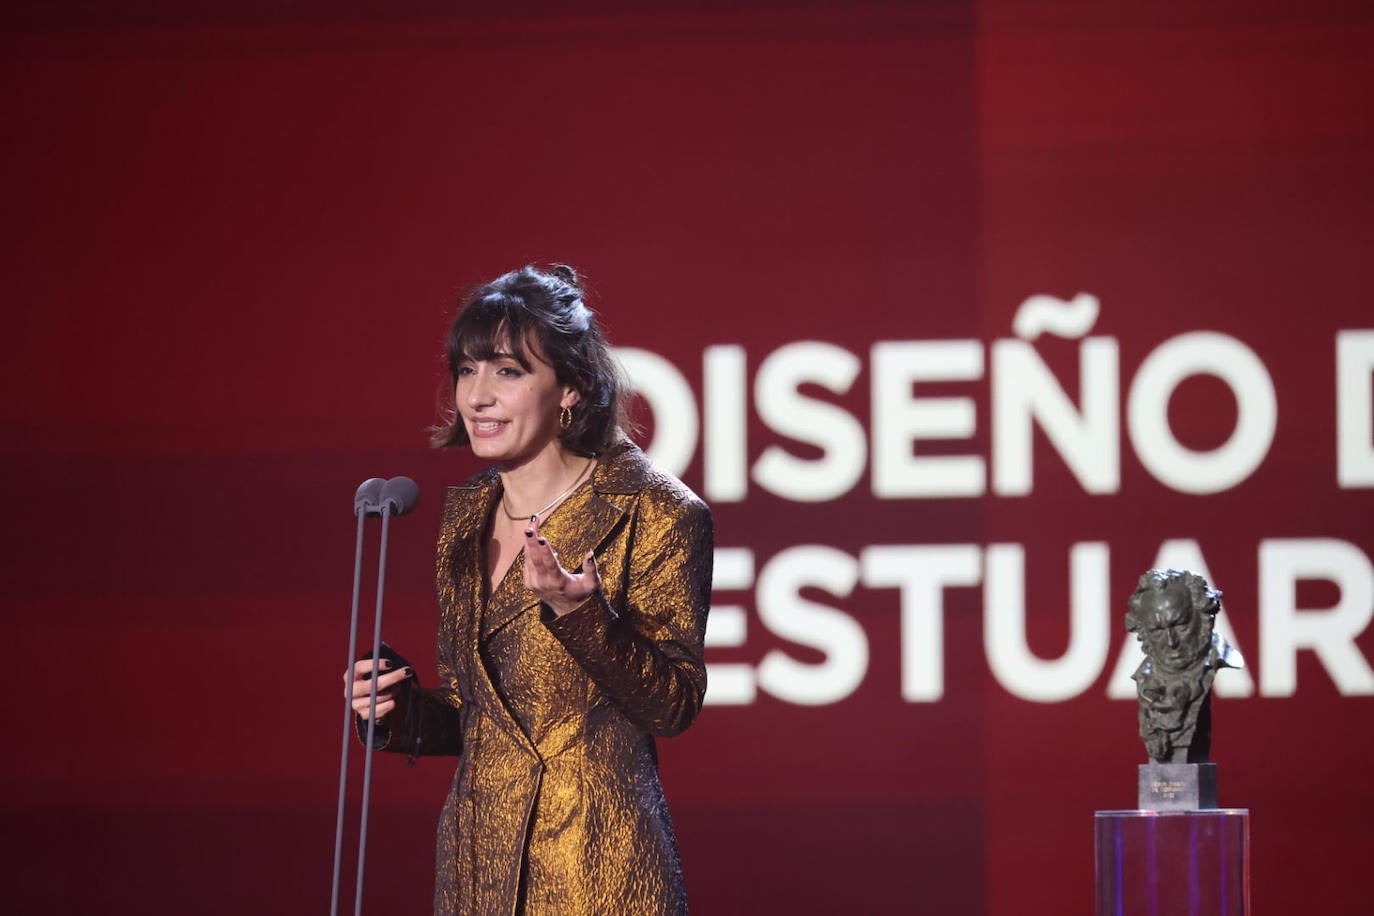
[
  {"left": 523, "top": 513, "right": 601, "bottom": 617},
  {"left": 346, "top": 658, "right": 413, "bottom": 721}
]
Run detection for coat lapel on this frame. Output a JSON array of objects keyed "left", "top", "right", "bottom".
[
  {"left": 439, "top": 473, "right": 542, "bottom": 755},
  {"left": 481, "top": 554, "right": 534, "bottom": 640},
  {"left": 437, "top": 472, "right": 498, "bottom": 686}
]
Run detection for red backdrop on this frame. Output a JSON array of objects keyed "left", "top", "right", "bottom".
[{"left": 4, "top": 2, "right": 1372, "bottom": 913}]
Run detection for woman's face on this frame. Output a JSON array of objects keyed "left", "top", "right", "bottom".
[{"left": 455, "top": 337, "right": 578, "bottom": 469}]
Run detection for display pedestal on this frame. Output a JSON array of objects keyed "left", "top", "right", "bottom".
[{"left": 1094, "top": 809, "right": 1250, "bottom": 916}]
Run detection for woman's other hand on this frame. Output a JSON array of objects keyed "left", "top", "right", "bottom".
[
  {"left": 346, "top": 658, "right": 413, "bottom": 721},
  {"left": 523, "top": 513, "right": 601, "bottom": 616}
]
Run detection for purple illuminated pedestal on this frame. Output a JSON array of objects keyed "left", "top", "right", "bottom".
[{"left": 1094, "top": 809, "right": 1250, "bottom": 916}]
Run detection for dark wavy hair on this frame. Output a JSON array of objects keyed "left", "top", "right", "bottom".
[{"left": 430, "top": 264, "right": 628, "bottom": 456}]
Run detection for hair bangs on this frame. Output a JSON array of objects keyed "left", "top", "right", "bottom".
[{"left": 448, "top": 293, "right": 535, "bottom": 371}]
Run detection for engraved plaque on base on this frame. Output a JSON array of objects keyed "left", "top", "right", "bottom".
[{"left": 1138, "top": 762, "right": 1217, "bottom": 810}]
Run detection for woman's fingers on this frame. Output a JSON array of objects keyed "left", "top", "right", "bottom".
[
  {"left": 351, "top": 666, "right": 413, "bottom": 695},
  {"left": 523, "top": 517, "right": 574, "bottom": 597},
  {"left": 582, "top": 550, "right": 601, "bottom": 589},
  {"left": 349, "top": 667, "right": 412, "bottom": 719},
  {"left": 351, "top": 694, "right": 397, "bottom": 719},
  {"left": 341, "top": 657, "right": 412, "bottom": 720},
  {"left": 521, "top": 514, "right": 603, "bottom": 615},
  {"left": 522, "top": 530, "right": 600, "bottom": 618},
  {"left": 523, "top": 514, "right": 561, "bottom": 576},
  {"left": 347, "top": 658, "right": 393, "bottom": 681}
]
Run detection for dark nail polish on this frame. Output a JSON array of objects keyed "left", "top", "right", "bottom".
[
  {"left": 537, "top": 538, "right": 547, "bottom": 546},
  {"left": 525, "top": 529, "right": 534, "bottom": 538}
]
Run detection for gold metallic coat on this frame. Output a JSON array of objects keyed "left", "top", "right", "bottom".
[{"left": 393, "top": 440, "right": 712, "bottom": 916}]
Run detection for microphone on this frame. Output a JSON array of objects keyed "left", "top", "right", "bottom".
[
  {"left": 353, "top": 478, "right": 386, "bottom": 517},
  {"left": 378, "top": 476, "right": 420, "bottom": 517}
]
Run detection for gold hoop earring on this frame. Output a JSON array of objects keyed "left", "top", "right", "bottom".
[{"left": 559, "top": 405, "right": 572, "bottom": 431}]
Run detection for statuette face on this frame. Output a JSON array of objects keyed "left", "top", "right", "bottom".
[
  {"left": 1134, "top": 583, "right": 1210, "bottom": 675},
  {"left": 1125, "top": 569, "right": 1242, "bottom": 764}
]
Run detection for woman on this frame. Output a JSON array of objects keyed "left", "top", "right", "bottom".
[{"left": 349, "top": 265, "right": 713, "bottom": 915}]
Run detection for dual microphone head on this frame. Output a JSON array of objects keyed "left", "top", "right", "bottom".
[{"left": 354, "top": 477, "right": 420, "bottom": 518}]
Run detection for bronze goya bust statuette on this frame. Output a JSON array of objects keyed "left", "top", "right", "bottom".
[{"left": 1125, "top": 569, "right": 1244, "bottom": 764}]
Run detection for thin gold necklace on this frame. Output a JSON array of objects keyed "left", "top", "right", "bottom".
[{"left": 500, "top": 458, "right": 596, "bottom": 521}]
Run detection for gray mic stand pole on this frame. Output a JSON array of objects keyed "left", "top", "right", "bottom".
[
  {"left": 331, "top": 478, "right": 385, "bottom": 916},
  {"left": 354, "top": 494, "right": 395, "bottom": 916},
  {"left": 347, "top": 476, "right": 419, "bottom": 916}
]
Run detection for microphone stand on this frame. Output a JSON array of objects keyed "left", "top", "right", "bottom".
[
  {"left": 354, "top": 498, "right": 394, "bottom": 915},
  {"left": 330, "top": 478, "right": 415, "bottom": 916}
]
